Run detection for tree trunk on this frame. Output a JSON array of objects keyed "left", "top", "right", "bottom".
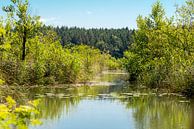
[{"left": 22, "top": 28, "right": 27, "bottom": 61}]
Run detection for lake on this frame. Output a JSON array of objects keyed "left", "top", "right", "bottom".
[{"left": 27, "top": 71, "right": 192, "bottom": 129}]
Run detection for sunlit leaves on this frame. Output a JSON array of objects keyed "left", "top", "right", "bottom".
[
  {"left": 2, "top": 0, "right": 42, "bottom": 61},
  {"left": 150, "top": 1, "right": 165, "bottom": 27},
  {"left": 124, "top": 0, "right": 194, "bottom": 89},
  {"left": 0, "top": 28, "right": 5, "bottom": 36},
  {"left": 0, "top": 43, "right": 11, "bottom": 51},
  {"left": 0, "top": 0, "right": 121, "bottom": 86},
  {"left": 6, "top": 96, "right": 16, "bottom": 109},
  {"left": 0, "top": 96, "right": 41, "bottom": 129},
  {"left": 0, "top": 79, "right": 5, "bottom": 85}
]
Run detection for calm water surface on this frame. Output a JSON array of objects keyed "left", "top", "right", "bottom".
[{"left": 29, "top": 71, "right": 192, "bottom": 129}]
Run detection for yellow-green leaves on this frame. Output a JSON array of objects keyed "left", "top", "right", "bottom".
[
  {"left": 0, "top": 96, "right": 41, "bottom": 129},
  {"left": 6, "top": 96, "right": 16, "bottom": 109},
  {"left": 0, "top": 79, "right": 5, "bottom": 85},
  {"left": 0, "top": 28, "right": 6, "bottom": 36},
  {"left": 0, "top": 104, "right": 9, "bottom": 120},
  {"left": 0, "top": 43, "right": 11, "bottom": 51},
  {"left": 124, "top": 0, "right": 194, "bottom": 89}
]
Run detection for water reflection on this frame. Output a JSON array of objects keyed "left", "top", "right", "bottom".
[
  {"left": 32, "top": 86, "right": 114, "bottom": 120},
  {"left": 30, "top": 86, "right": 192, "bottom": 129},
  {"left": 15, "top": 71, "right": 191, "bottom": 129},
  {"left": 120, "top": 96, "right": 191, "bottom": 129},
  {"left": 38, "top": 97, "right": 81, "bottom": 120},
  {"left": 191, "top": 99, "right": 194, "bottom": 129}
]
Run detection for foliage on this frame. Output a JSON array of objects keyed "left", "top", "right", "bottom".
[
  {"left": 0, "top": 96, "right": 41, "bottom": 129},
  {"left": 53, "top": 26, "right": 134, "bottom": 58},
  {"left": 0, "top": 0, "right": 120, "bottom": 85},
  {"left": 0, "top": 79, "right": 5, "bottom": 85},
  {"left": 2, "top": 0, "right": 41, "bottom": 61},
  {"left": 124, "top": 0, "right": 194, "bottom": 91},
  {"left": 120, "top": 96, "right": 191, "bottom": 129}
]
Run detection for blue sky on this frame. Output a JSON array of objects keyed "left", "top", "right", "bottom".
[{"left": 0, "top": 0, "right": 186, "bottom": 29}]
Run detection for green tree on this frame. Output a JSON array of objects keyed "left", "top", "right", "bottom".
[
  {"left": 3, "top": 0, "right": 41, "bottom": 61},
  {"left": 124, "top": 0, "right": 194, "bottom": 91}
]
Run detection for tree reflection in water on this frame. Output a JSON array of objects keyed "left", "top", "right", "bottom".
[
  {"left": 120, "top": 96, "right": 191, "bottom": 129},
  {"left": 35, "top": 86, "right": 111, "bottom": 120},
  {"left": 38, "top": 97, "right": 81, "bottom": 119},
  {"left": 191, "top": 99, "right": 194, "bottom": 129},
  {"left": 30, "top": 86, "right": 192, "bottom": 129}
]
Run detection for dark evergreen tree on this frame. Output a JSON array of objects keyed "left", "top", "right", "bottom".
[{"left": 51, "top": 26, "right": 134, "bottom": 58}]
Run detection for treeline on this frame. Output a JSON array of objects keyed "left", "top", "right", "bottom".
[
  {"left": 53, "top": 26, "right": 134, "bottom": 58},
  {"left": 124, "top": 0, "right": 194, "bottom": 93},
  {"left": 0, "top": 0, "right": 120, "bottom": 85}
]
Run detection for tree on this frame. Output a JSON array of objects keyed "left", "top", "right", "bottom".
[
  {"left": 124, "top": 0, "right": 194, "bottom": 91},
  {"left": 53, "top": 26, "right": 134, "bottom": 58},
  {"left": 3, "top": 0, "right": 41, "bottom": 61}
]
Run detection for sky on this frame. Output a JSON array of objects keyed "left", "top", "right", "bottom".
[{"left": 0, "top": 0, "right": 186, "bottom": 29}]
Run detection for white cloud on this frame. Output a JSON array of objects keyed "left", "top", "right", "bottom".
[
  {"left": 39, "top": 17, "right": 64, "bottom": 27},
  {"left": 86, "top": 11, "right": 93, "bottom": 15},
  {"left": 39, "top": 17, "right": 56, "bottom": 23}
]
